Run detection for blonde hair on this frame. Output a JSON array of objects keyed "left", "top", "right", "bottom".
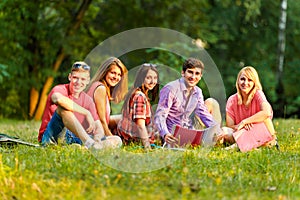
[
  {"left": 86, "top": 57, "right": 128, "bottom": 103},
  {"left": 236, "top": 66, "right": 262, "bottom": 106}
]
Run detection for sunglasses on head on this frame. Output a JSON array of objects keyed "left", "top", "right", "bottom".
[
  {"left": 143, "top": 63, "right": 157, "bottom": 68},
  {"left": 72, "top": 63, "right": 90, "bottom": 71}
]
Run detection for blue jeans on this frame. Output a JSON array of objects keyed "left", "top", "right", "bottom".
[{"left": 41, "top": 111, "right": 83, "bottom": 146}]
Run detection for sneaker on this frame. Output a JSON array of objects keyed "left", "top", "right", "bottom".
[
  {"left": 105, "top": 135, "right": 123, "bottom": 148},
  {"left": 224, "top": 143, "right": 238, "bottom": 151},
  {"left": 91, "top": 136, "right": 122, "bottom": 150}
]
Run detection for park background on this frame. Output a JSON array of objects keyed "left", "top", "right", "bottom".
[
  {"left": 0, "top": 0, "right": 299, "bottom": 120},
  {"left": 0, "top": 1, "right": 299, "bottom": 200}
]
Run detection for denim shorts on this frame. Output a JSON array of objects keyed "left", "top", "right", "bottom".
[{"left": 41, "top": 111, "right": 83, "bottom": 146}]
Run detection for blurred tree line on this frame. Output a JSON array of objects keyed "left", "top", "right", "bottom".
[{"left": 0, "top": 0, "right": 299, "bottom": 120}]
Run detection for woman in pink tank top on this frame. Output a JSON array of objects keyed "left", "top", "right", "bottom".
[{"left": 86, "top": 57, "right": 128, "bottom": 136}]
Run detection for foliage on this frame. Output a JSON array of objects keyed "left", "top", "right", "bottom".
[
  {"left": 0, "top": 119, "right": 299, "bottom": 199},
  {"left": 0, "top": 0, "right": 299, "bottom": 118},
  {"left": 0, "top": 64, "right": 9, "bottom": 83},
  {"left": 0, "top": 89, "right": 22, "bottom": 119},
  {"left": 0, "top": 0, "right": 97, "bottom": 119}
]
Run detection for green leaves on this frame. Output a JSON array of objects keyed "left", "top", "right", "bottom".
[
  {"left": 0, "top": 64, "right": 9, "bottom": 83},
  {"left": 0, "top": 0, "right": 299, "bottom": 118}
]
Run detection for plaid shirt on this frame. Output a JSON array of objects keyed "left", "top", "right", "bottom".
[{"left": 118, "top": 90, "right": 155, "bottom": 140}]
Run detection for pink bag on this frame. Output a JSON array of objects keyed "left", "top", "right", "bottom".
[{"left": 233, "top": 122, "right": 273, "bottom": 152}]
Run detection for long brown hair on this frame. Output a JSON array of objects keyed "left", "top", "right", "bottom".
[
  {"left": 236, "top": 66, "right": 262, "bottom": 106},
  {"left": 122, "top": 64, "right": 159, "bottom": 113},
  {"left": 86, "top": 57, "right": 128, "bottom": 103}
]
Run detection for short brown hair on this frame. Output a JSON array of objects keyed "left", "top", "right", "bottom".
[{"left": 182, "top": 57, "right": 204, "bottom": 72}]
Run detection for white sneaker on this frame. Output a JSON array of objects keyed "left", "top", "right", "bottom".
[
  {"left": 91, "top": 136, "right": 122, "bottom": 150},
  {"left": 224, "top": 143, "right": 238, "bottom": 151},
  {"left": 104, "top": 136, "right": 122, "bottom": 148}
]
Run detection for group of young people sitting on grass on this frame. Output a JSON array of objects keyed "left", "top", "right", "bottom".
[{"left": 38, "top": 57, "right": 278, "bottom": 151}]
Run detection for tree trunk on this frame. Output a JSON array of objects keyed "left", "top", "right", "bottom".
[
  {"left": 29, "top": 88, "right": 39, "bottom": 117},
  {"left": 31, "top": 0, "right": 92, "bottom": 120},
  {"left": 275, "top": 0, "right": 287, "bottom": 117},
  {"left": 33, "top": 50, "right": 65, "bottom": 120}
]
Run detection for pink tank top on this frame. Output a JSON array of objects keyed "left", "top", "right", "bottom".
[{"left": 87, "top": 82, "right": 110, "bottom": 124}]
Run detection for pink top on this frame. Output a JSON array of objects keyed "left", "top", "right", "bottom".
[
  {"left": 38, "top": 84, "right": 99, "bottom": 142},
  {"left": 226, "top": 90, "right": 273, "bottom": 125},
  {"left": 86, "top": 81, "right": 110, "bottom": 124}
]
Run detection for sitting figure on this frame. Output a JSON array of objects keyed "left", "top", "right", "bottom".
[
  {"left": 38, "top": 61, "right": 122, "bottom": 149},
  {"left": 223, "top": 66, "right": 278, "bottom": 150},
  {"left": 86, "top": 57, "right": 128, "bottom": 136},
  {"left": 154, "top": 57, "right": 222, "bottom": 146},
  {"left": 117, "top": 64, "right": 159, "bottom": 150}
]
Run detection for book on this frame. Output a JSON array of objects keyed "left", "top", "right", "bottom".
[
  {"left": 169, "top": 124, "right": 221, "bottom": 148},
  {"left": 0, "top": 133, "right": 40, "bottom": 147},
  {"left": 232, "top": 122, "right": 273, "bottom": 152}
]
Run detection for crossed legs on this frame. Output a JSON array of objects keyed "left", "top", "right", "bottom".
[{"left": 42, "top": 106, "right": 92, "bottom": 146}]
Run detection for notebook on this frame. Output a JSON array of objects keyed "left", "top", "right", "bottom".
[
  {"left": 167, "top": 124, "right": 221, "bottom": 148},
  {"left": 233, "top": 122, "right": 273, "bottom": 152}
]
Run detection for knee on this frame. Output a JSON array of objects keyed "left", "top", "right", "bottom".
[
  {"left": 205, "top": 98, "right": 220, "bottom": 112},
  {"left": 56, "top": 106, "right": 76, "bottom": 120}
]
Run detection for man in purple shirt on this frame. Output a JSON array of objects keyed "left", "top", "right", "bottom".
[{"left": 154, "top": 57, "right": 221, "bottom": 145}]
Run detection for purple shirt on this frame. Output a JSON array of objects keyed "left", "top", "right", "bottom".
[{"left": 154, "top": 78, "right": 216, "bottom": 137}]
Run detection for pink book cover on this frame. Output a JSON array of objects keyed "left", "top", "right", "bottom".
[
  {"left": 171, "top": 124, "right": 220, "bottom": 148},
  {"left": 233, "top": 122, "right": 273, "bottom": 152}
]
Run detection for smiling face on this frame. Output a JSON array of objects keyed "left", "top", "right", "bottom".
[
  {"left": 143, "top": 69, "right": 158, "bottom": 90},
  {"left": 238, "top": 72, "right": 255, "bottom": 95},
  {"left": 181, "top": 67, "right": 202, "bottom": 89},
  {"left": 69, "top": 71, "right": 90, "bottom": 98},
  {"left": 105, "top": 64, "right": 122, "bottom": 87}
]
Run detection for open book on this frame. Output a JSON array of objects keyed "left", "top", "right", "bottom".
[
  {"left": 233, "top": 122, "right": 273, "bottom": 152},
  {"left": 0, "top": 133, "right": 40, "bottom": 147},
  {"left": 167, "top": 124, "right": 221, "bottom": 148}
]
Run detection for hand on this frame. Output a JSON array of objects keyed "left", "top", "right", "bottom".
[
  {"left": 236, "top": 120, "right": 253, "bottom": 131},
  {"left": 164, "top": 133, "right": 178, "bottom": 145},
  {"left": 244, "top": 123, "right": 253, "bottom": 131},
  {"left": 85, "top": 112, "right": 95, "bottom": 134},
  {"left": 215, "top": 129, "right": 226, "bottom": 143}
]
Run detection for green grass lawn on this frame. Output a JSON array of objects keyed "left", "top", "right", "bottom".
[{"left": 0, "top": 119, "right": 299, "bottom": 200}]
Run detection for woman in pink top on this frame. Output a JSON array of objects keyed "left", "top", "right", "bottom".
[
  {"left": 223, "top": 66, "right": 277, "bottom": 149},
  {"left": 86, "top": 57, "right": 128, "bottom": 136}
]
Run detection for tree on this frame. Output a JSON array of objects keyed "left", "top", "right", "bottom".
[
  {"left": 0, "top": 0, "right": 94, "bottom": 119},
  {"left": 0, "top": 0, "right": 299, "bottom": 119},
  {"left": 275, "top": 0, "right": 287, "bottom": 117}
]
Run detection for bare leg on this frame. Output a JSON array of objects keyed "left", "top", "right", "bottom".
[
  {"left": 263, "top": 118, "right": 278, "bottom": 147},
  {"left": 264, "top": 118, "right": 276, "bottom": 135},
  {"left": 109, "top": 114, "right": 121, "bottom": 128},
  {"left": 221, "top": 127, "right": 235, "bottom": 145},
  {"left": 56, "top": 106, "right": 91, "bottom": 144}
]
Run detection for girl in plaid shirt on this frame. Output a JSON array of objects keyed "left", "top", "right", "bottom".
[{"left": 118, "top": 64, "right": 159, "bottom": 150}]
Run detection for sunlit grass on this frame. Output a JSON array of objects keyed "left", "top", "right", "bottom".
[{"left": 0, "top": 119, "right": 299, "bottom": 200}]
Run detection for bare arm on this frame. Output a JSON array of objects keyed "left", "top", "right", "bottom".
[
  {"left": 93, "top": 120, "right": 106, "bottom": 142},
  {"left": 136, "top": 118, "right": 151, "bottom": 149},
  {"left": 51, "top": 92, "right": 95, "bottom": 133},
  {"left": 226, "top": 102, "right": 272, "bottom": 131},
  {"left": 226, "top": 113, "right": 237, "bottom": 130},
  {"left": 242, "top": 102, "right": 272, "bottom": 124},
  {"left": 93, "top": 86, "right": 113, "bottom": 136}
]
